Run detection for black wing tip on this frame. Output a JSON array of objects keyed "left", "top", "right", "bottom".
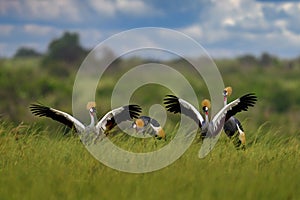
[
  {"left": 29, "top": 102, "right": 49, "bottom": 110},
  {"left": 127, "top": 104, "right": 142, "bottom": 119},
  {"left": 242, "top": 93, "right": 258, "bottom": 100},
  {"left": 29, "top": 102, "right": 43, "bottom": 108},
  {"left": 163, "top": 96, "right": 181, "bottom": 114},
  {"left": 165, "top": 94, "right": 177, "bottom": 98},
  {"left": 163, "top": 94, "right": 179, "bottom": 101},
  {"left": 163, "top": 95, "right": 180, "bottom": 109},
  {"left": 128, "top": 104, "right": 142, "bottom": 111},
  {"left": 241, "top": 93, "right": 258, "bottom": 105},
  {"left": 227, "top": 92, "right": 258, "bottom": 119},
  {"left": 29, "top": 103, "right": 51, "bottom": 117}
]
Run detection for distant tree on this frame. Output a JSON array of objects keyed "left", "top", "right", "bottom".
[
  {"left": 238, "top": 54, "right": 257, "bottom": 67},
  {"left": 14, "top": 47, "right": 42, "bottom": 58},
  {"left": 259, "top": 52, "right": 278, "bottom": 67},
  {"left": 44, "top": 32, "right": 87, "bottom": 64}
]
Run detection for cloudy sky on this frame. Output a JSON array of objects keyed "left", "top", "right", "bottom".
[{"left": 1, "top": 0, "right": 300, "bottom": 58}]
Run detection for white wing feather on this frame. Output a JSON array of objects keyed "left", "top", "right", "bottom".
[
  {"left": 51, "top": 108, "right": 85, "bottom": 132},
  {"left": 178, "top": 98, "right": 205, "bottom": 124},
  {"left": 95, "top": 106, "right": 125, "bottom": 130},
  {"left": 211, "top": 98, "right": 240, "bottom": 131}
]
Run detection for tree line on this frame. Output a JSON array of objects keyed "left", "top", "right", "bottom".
[{"left": 13, "top": 31, "right": 300, "bottom": 70}]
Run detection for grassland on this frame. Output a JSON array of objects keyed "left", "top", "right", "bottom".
[
  {"left": 1, "top": 56, "right": 300, "bottom": 199},
  {"left": 0, "top": 121, "right": 299, "bottom": 200}
]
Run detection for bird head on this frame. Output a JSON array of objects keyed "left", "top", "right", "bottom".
[
  {"left": 156, "top": 128, "right": 166, "bottom": 141},
  {"left": 86, "top": 102, "right": 96, "bottom": 114},
  {"left": 201, "top": 99, "right": 211, "bottom": 113},
  {"left": 132, "top": 118, "right": 145, "bottom": 131},
  {"left": 223, "top": 86, "right": 232, "bottom": 97}
]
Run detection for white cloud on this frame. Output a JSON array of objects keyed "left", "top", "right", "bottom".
[
  {"left": 281, "top": 2, "right": 294, "bottom": 12},
  {"left": 88, "top": 0, "right": 160, "bottom": 17},
  {"left": 115, "top": 0, "right": 153, "bottom": 15},
  {"left": 222, "top": 18, "right": 236, "bottom": 27},
  {"left": 0, "top": 1, "right": 22, "bottom": 15},
  {"left": 27, "top": 0, "right": 81, "bottom": 21},
  {"left": 2, "top": 0, "right": 300, "bottom": 58},
  {"left": 281, "top": 29, "right": 300, "bottom": 46},
  {"left": 274, "top": 19, "right": 287, "bottom": 30},
  {"left": 26, "top": 0, "right": 80, "bottom": 21},
  {"left": 207, "top": 0, "right": 266, "bottom": 30},
  {"left": 181, "top": 0, "right": 300, "bottom": 57},
  {"left": 23, "top": 24, "right": 61, "bottom": 36},
  {"left": 0, "top": 0, "right": 81, "bottom": 22},
  {"left": 180, "top": 25, "right": 203, "bottom": 39},
  {"left": 271, "top": 1, "right": 300, "bottom": 16},
  {"left": 88, "top": 0, "right": 116, "bottom": 17}
]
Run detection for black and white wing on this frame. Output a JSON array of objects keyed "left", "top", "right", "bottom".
[
  {"left": 225, "top": 93, "right": 257, "bottom": 121},
  {"left": 96, "top": 104, "right": 142, "bottom": 132},
  {"left": 210, "top": 98, "right": 242, "bottom": 134},
  {"left": 149, "top": 117, "right": 161, "bottom": 128},
  {"left": 30, "top": 103, "right": 85, "bottom": 132},
  {"left": 164, "top": 95, "right": 204, "bottom": 128},
  {"left": 209, "top": 93, "right": 257, "bottom": 133}
]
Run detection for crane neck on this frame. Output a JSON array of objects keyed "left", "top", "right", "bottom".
[
  {"left": 89, "top": 112, "right": 97, "bottom": 127},
  {"left": 205, "top": 111, "right": 209, "bottom": 123},
  {"left": 223, "top": 96, "right": 227, "bottom": 106}
]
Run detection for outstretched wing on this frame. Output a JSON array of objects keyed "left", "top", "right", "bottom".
[
  {"left": 96, "top": 104, "right": 142, "bottom": 131},
  {"left": 209, "top": 93, "right": 257, "bottom": 133},
  {"left": 225, "top": 93, "right": 257, "bottom": 121},
  {"left": 164, "top": 95, "right": 204, "bottom": 128},
  {"left": 30, "top": 103, "right": 85, "bottom": 132},
  {"left": 210, "top": 98, "right": 241, "bottom": 133}
]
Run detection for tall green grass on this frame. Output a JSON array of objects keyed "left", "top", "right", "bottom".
[{"left": 1, "top": 121, "right": 299, "bottom": 200}]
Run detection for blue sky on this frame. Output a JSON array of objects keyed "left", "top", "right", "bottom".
[{"left": 1, "top": 0, "right": 300, "bottom": 58}]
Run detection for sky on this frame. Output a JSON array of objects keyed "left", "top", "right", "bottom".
[{"left": 1, "top": 0, "right": 300, "bottom": 58}]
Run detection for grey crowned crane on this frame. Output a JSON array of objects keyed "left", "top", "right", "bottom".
[
  {"left": 30, "top": 102, "right": 142, "bottom": 144},
  {"left": 163, "top": 93, "right": 257, "bottom": 142},
  {"left": 223, "top": 87, "right": 250, "bottom": 148},
  {"left": 132, "top": 116, "right": 166, "bottom": 141}
]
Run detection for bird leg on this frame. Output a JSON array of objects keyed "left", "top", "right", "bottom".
[{"left": 237, "top": 124, "right": 246, "bottom": 150}]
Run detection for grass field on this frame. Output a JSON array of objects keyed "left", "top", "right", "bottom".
[
  {"left": 1, "top": 56, "right": 300, "bottom": 199},
  {"left": 1, "top": 121, "right": 299, "bottom": 200}
]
